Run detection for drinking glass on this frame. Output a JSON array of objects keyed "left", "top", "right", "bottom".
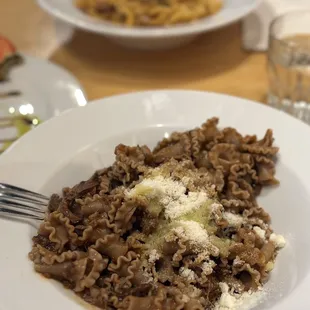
[{"left": 267, "top": 11, "right": 310, "bottom": 123}]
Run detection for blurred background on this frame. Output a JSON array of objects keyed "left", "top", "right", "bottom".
[
  {"left": 0, "top": 0, "right": 267, "bottom": 101},
  {"left": 0, "top": 0, "right": 310, "bottom": 152}
]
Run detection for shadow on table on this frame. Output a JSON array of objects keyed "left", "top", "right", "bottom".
[{"left": 50, "top": 23, "right": 250, "bottom": 86}]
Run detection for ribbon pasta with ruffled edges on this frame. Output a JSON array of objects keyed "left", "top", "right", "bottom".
[{"left": 30, "top": 117, "right": 283, "bottom": 310}]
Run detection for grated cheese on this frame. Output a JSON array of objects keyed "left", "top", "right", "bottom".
[
  {"left": 141, "top": 269, "right": 154, "bottom": 284},
  {"left": 214, "top": 282, "right": 266, "bottom": 310},
  {"left": 211, "top": 203, "right": 224, "bottom": 221},
  {"left": 216, "top": 283, "right": 235, "bottom": 309},
  {"left": 179, "top": 267, "right": 196, "bottom": 282},
  {"left": 253, "top": 226, "right": 266, "bottom": 240},
  {"left": 127, "top": 176, "right": 209, "bottom": 219},
  {"left": 148, "top": 249, "right": 160, "bottom": 263},
  {"left": 172, "top": 220, "right": 219, "bottom": 256},
  {"left": 176, "top": 220, "right": 209, "bottom": 245},
  {"left": 223, "top": 212, "right": 244, "bottom": 227},
  {"left": 202, "top": 260, "right": 216, "bottom": 275},
  {"left": 128, "top": 175, "right": 186, "bottom": 200},
  {"left": 270, "top": 233, "right": 286, "bottom": 248}
]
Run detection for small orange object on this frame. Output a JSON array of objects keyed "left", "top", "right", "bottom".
[
  {"left": 0, "top": 35, "right": 17, "bottom": 62},
  {"left": 0, "top": 35, "right": 23, "bottom": 81}
]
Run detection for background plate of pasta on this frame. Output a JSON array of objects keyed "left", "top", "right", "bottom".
[
  {"left": 37, "top": 0, "right": 261, "bottom": 49},
  {"left": 0, "top": 90, "right": 310, "bottom": 310}
]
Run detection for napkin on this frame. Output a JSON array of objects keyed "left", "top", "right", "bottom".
[{"left": 242, "top": 0, "right": 310, "bottom": 51}]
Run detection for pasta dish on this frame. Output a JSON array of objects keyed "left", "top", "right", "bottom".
[
  {"left": 29, "top": 118, "right": 285, "bottom": 309},
  {"left": 75, "top": 0, "right": 223, "bottom": 26}
]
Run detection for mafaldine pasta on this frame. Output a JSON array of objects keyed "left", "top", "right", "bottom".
[{"left": 29, "top": 118, "right": 285, "bottom": 310}]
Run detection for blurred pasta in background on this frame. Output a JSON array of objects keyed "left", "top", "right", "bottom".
[{"left": 75, "top": 0, "right": 223, "bottom": 26}]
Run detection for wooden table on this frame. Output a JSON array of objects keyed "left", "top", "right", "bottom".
[{"left": 0, "top": 0, "right": 268, "bottom": 103}]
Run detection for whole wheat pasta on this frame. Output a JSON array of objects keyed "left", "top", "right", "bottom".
[{"left": 30, "top": 117, "right": 284, "bottom": 310}]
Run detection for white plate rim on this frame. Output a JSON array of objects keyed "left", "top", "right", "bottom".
[
  {"left": 1, "top": 90, "right": 310, "bottom": 310},
  {"left": 37, "top": 0, "right": 262, "bottom": 38}
]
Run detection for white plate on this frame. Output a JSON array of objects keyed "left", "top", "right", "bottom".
[
  {"left": 0, "top": 54, "right": 87, "bottom": 121},
  {"left": 0, "top": 90, "right": 310, "bottom": 310},
  {"left": 37, "top": 0, "right": 262, "bottom": 50},
  {"left": 0, "top": 53, "right": 87, "bottom": 151}
]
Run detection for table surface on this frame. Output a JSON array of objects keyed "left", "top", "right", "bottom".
[{"left": 0, "top": 0, "right": 268, "bottom": 103}]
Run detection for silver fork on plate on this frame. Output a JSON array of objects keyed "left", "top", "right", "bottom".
[{"left": 0, "top": 183, "right": 49, "bottom": 221}]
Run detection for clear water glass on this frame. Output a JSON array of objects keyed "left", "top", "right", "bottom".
[{"left": 267, "top": 11, "right": 310, "bottom": 123}]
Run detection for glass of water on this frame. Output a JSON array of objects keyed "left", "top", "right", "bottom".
[{"left": 267, "top": 11, "right": 310, "bottom": 123}]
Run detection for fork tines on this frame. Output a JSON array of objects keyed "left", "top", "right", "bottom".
[
  {"left": 0, "top": 183, "right": 49, "bottom": 221},
  {"left": 0, "top": 183, "right": 49, "bottom": 201}
]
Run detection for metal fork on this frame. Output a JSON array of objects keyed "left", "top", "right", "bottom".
[{"left": 0, "top": 183, "right": 49, "bottom": 221}]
